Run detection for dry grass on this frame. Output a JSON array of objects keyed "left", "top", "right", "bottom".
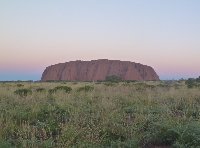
[{"left": 0, "top": 81, "right": 200, "bottom": 147}]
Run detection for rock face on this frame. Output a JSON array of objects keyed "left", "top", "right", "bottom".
[{"left": 41, "top": 59, "right": 159, "bottom": 81}]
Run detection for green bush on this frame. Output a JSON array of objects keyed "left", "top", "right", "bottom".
[
  {"left": 77, "top": 85, "right": 94, "bottom": 92},
  {"left": 4, "top": 104, "right": 70, "bottom": 146},
  {"left": 146, "top": 125, "right": 179, "bottom": 146},
  {"left": 48, "top": 88, "right": 56, "bottom": 94},
  {"left": 105, "top": 75, "right": 122, "bottom": 82},
  {"left": 104, "top": 139, "right": 138, "bottom": 148},
  {"left": 104, "top": 82, "right": 116, "bottom": 86},
  {"left": 49, "top": 86, "right": 72, "bottom": 94},
  {"left": 32, "top": 105, "right": 70, "bottom": 139},
  {"left": 0, "top": 141, "right": 12, "bottom": 148},
  {"left": 14, "top": 88, "right": 32, "bottom": 97},
  {"left": 185, "top": 78, "right": 196, "bottom": 88},
  {"left": 175, "top": 122, "right": 200, "bottom": 147},
  {"left": 185, "top": 76, "right": 200, "bottom": 88},
  {"left": 36, "top": 87, "right": 46, "bottom": 92},
  {"left": 124, "top": 80, "right": 137, "bottom": 83},
  {"left": 16, "top": 84, "right": 24, "bottom": 87}
]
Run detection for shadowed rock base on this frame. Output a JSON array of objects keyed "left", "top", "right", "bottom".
[{"left": 41, "top": 59, "right": 159, "bottom": 81}]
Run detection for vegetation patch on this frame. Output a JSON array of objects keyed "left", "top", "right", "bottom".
[
  {"left": 16, "top": 83, "right": 24, "bottom": 87},
  {"left": 2, "top": 81, "right": 200, "bottom": 147},
  {"left": 185, "top": 76, "right": 200, "bottom": 88},
  {"left": 105, "top": 75, "right": 122, "bottom": 83},
  {"left": 77, "top": 85, "right": 94, "bottom": 92},
  {"left": 49, "top": 86, "right": 72, "bottom": 94},
  {"left": 104, "top": 82, "right": 117, "bottom": 86},
  {"left": 14, "top": 88, "right": 32, "bottom": 97},
  {"left": 36, "top": 87, "right": 46, "bottom": 92}
]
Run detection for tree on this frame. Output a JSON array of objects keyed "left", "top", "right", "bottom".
[{"left": 105, "top": 75, "right": 122, "bottom": 82}]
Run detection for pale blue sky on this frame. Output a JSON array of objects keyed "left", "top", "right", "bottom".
[{"left": 0, "top": 0, "right": 200, "bottom": 80}]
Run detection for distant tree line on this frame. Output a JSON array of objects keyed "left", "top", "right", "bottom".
[{"left": 185, "top": 76, "right": 200, "bottom": 88}]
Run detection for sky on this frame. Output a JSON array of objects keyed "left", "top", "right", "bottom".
[{"left": 0, "top": 0, "right": 200, "bottom": 80}]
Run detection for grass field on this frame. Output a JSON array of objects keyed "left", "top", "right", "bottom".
[{"left": 0, "top": 81, "right": 200, "bottom": 148}]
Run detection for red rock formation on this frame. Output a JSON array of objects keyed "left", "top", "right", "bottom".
[{"left": 41, "top": 59, "right": 159, "bottom": 81}]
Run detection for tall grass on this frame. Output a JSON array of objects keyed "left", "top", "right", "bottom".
[{"left": 0, "top": 81, "right": 200, "bottom": 147}]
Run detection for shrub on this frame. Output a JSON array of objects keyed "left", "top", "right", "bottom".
[
  {"left": 77, "top": 85, "right": 94, "bottom": 92},
  {"left": 134, "top": 83, "right": 155, "bottom": 91},
  {"left": 14, "top": 88, "right": 32, "bottom": 97},
  {"left": 124, "top": 80, "right": 137, "bottom": 83},
  {"left": 48, "top": 89, "right": 56, "bottom": 94},
  {"left": 95, "top": 82, "right": 102, "bottom": 84},
  {"left": 0, "top": 141, "right": 12, "bottom": 148},
  {"left": 36, "top": 88, "right": 46, "bottom": 92},
  {"left": 105, "top": 75, "right": 122, "bottom": 83},
  {"left": 185, "top": 78, "right": 196, "bottom": 88},
  {"left": 196, "top": 76, "right": 200, "bottom": 83},
  {"left": 104, "top": 139, "right": 138, "bottom": 148},
  {"left": 104, "top": 82, "right": 117, "bottom": 86},
  {"left": 49, "top": 86, "right": 72, "bottom": 94},
  {"left": 185, "top": 77, "right": 200, "bottom": 88},
  {"left": 16, "top": 84, "right": 24, "bottom": 87},
  {"left": 147, "top": 126, "right": 179, "bottom": 146},
  {"left": 175, "top": 121, "right": 200, "bottom": 147},
  {"left": 55, "top": 86, "right": 72, "bottom": 93},
  {"left": 32, "top": 105, "right": 70, "bottom": 139}
]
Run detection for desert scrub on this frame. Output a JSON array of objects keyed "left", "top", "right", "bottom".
[
  {"left": 185, "top": 76, "right": 200, "bottom": 88},
  {"left": 14, "top": 88, "right": 32, "bottom": 97},
  {"left": 36, "top": 87, "right": 46, "bottom": 92},
  {"left": 49, "top": 86, "right": 72, "bottom": 94},
  {"left": 105, "top": 75, "right": 122, "bottom": 83},
  {"left": 103, "top": 82, "right": 116, "bottom": 86},
  {"left": 0, "top": 141, "right": 12, "bottom": 148},
  {"left": 77, "top": 85, "right": 94, "bottom": 92},
  {"left": 16, "top": 83, "right": 24, "bottom": 87},
  {"left": 1, "top": 81, "right": 200, "bottom": 147}
]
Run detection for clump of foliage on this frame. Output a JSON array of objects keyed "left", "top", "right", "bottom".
[
  {"left": 0, "top": 141, "right": 12, "bottom": 148},
  {"left": 185, "top": 78, "right": 196, "bottom": 88},
  {"left": 77, "top": 85, "right": 94, "bottom": 92},
  {"left": 185, "top": 76, "right": 200, "bottom": 88},
  {"left": 105, "top": 75, "right": 122, "bottom": 83},
  {"left": 36, "top": 87, "right": 46, "bottom": 92},
  {"left": 124, "top": 80, "right": 137, "bottom": 83},
  {"left": 31, "top": 104, "right": 70, "bottom": 141},
  {"left": 48, "top": 88, "right": 56, "bottom": 94},
  {"left": 55, "top": 86, "right": 72, "bottom": 92},
  {"left": 134, "top": 83, "right": 155, "bottom": 91},
  {"left": 95, "top": 82, "right": 102, "bottom": 84},
  {"left": 14, "top": 88, "right": 32, "bottom": 97},
  {"left": 104, "top": 82, "right": 116, "bottom": 86},
  {"left": 72, "top": 82, "right": 78, "bottom": 85},
  {"left": 16, "top": 83, "right": 24, "bottom": 87},
  {"left": 49, "top": 86, "right": 72, "bottom": 94}
]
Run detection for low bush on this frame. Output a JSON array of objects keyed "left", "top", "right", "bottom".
[
  {"left": 49, "top": 86, "right": 72, "bottom": 94},
  {"left": 31, "top": 105, "right": 70, "bottom": 139},
  {"left": 104, "top": 82, "right": 116, "bottom": 86},
  {"left": 36, "top": 88, "right": 46, "bottom": 92},
  {"left": 175, "top": 121, "right": 200, "bottom": 147},
  {"left": 185, "top": 76, "right": 200, "bottom": 88},
  {"left": 14, "top": 88, "right": 32, "bottom": 97},
  {"left": 16, "top": 84, "right": 24, "bottom": 87},
  {"left": 77, "top": 85, "right": 94, "bottom": 92},
  {"left": 0, "top": 141, "right": 12, "bottom": 148},
  {"left": 185, "top": 78, "right": 196, "bottom": 88},
  {"left": 105, "top": 75, "right": 122, "bottom": 83}
]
